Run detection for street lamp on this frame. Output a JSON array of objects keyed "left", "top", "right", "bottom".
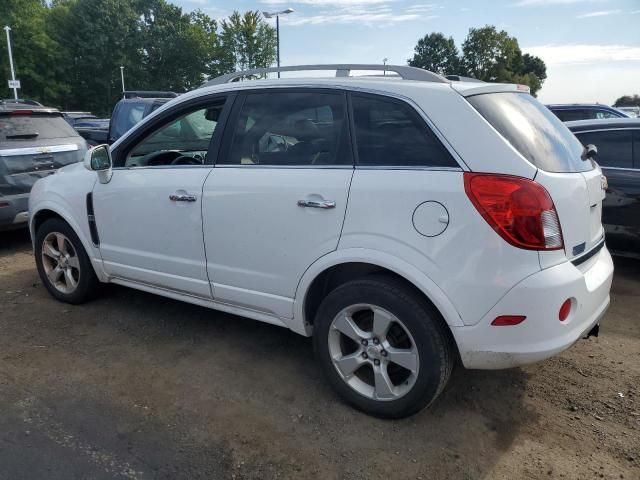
[
  {"left": 262, "top": 8, "right": 294, "bottom": 78},
  {"left": 383, "top": 58, "right": 388, "bottom": 76},
  {"left": 4, "top": 26, "right": 18, "bottom": 100},
  {"left": 120, "top": 66, "right": 125, "bottom": 95}
]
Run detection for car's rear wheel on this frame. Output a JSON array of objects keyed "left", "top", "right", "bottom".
[
  {"left": 35, "top": 218, "right": 99, "bottom": 304},
  {"left": 313, "top": 275, "right": 454, "bottom": 418}
]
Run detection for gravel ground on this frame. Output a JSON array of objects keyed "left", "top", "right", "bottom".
[{"left": 1, "top": 228, "right": 639, "bottom": 480}]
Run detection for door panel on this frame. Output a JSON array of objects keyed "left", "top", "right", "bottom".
[
  {"left": 93, "top": 167, "right": 212, "bottom": 297},
  {"left": 202, "top": 167, "right": 352, "bottom": 317}
]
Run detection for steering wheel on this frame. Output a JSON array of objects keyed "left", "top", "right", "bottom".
[
  {"left": 171, "top": 155, "right": 202, "bottom": 166},
  {"left": 145, "top": 150, "right": 184, "bottom": 166}
]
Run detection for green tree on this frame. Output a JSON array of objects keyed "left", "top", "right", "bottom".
[
  {"left": 138, "top": 0, "right": 219, "bottom": 92},
  {"left": 48, "top": 0, "right": 142, "bottom": 114},
  {"left": 0, "top": 0, "right": 66, "bottom": 105},
  {"left": 217, "top": 11, "right": 277, "bottom": 75},
  {"left": 408, "top": 33, "right": 460, "bottom": 76},
  {"left": 460, "top": 25, "right": 546, "bottom": 96},
  {"left": 613, "top": 94, "right": 640, "bottom": 107}
]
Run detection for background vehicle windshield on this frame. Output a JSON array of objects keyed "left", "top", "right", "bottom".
[{"left": 468, "top": 92, "right": 592, "bottom": 173}]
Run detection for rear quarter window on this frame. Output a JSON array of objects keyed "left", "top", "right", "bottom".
[
  {"left": 0, "top": 114, "right": 78, "bottom": 141},
  {"left": 468, "top": 93, "right": 592, "bottom": 173}
]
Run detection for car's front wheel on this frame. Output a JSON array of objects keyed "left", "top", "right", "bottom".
[
  {"left": 35, "top": 218, "right": 99, "bottom": 304},
  {"left": 313, "top": 275, "right": 454, "bottom": 418}
]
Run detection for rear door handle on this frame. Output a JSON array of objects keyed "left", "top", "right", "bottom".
[
  {"left": 297, "top": 199, "right": 336, "bottom": 209},
  {"left": 170, "top": 192, "right": 197, "bottom": 202}
]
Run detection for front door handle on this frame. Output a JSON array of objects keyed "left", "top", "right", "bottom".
[
  {"left": 297, "top": 199, "right": 336, "bottom": 209},
  {"left": 170, "top": 192, "right": 197, "bottom": 202}
]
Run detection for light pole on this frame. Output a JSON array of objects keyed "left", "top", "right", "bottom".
[
  {"left": 120, "top": 66, "right": 125, "bottom": 95},
  {"left": 383, "top": 58, "right": 388, "bottom": 76},
  {"left": 262, "top": 8, "right": 294, "bottom": 78},
  {"left": 4, "top": 26, "right": 18, "bottom": 100}
]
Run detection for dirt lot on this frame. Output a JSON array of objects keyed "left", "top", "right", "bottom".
[{"left": 0, "top": 229, "right": 638, "bottom": 480}]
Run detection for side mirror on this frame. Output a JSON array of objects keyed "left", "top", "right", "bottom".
[
  {"left": 84, "top": 145, "right": 113, "bottom": 183},
  {"left": 582, "top": 144, "right": 598, "bottom": 161}
]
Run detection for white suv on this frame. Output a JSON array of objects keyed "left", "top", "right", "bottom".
[{"left": 29, "top": 65, "right": 613, "bottom": 418}]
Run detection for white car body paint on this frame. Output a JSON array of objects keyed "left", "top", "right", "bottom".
[{"left": 29, "top": 75, "right": 613, "bottom": 370}]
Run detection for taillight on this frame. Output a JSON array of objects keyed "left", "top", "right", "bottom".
[{"left": 464, "top": 173, "right": 564, "bottom": 251}]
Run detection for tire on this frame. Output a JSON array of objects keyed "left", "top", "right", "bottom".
[
  {"left": 35, "top": 218, "right": 99, "bottom": 304},
  {"left": 313, "top": 274, "right": 454, "bottom": 418}
]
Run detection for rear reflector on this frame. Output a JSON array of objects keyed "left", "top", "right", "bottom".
[
  {"left": 10, "top": 110, "right": 33, "bottom": 115},
  {"left": 491, "top": 315, "right": 526, "bottom": 326},
  {"left": 464, "top": 173, "right": 564, "bottom": 251},
  {"left": 0, "top": 202, "right": 9, "bottom": 208},
  {"left": 559, "top": 299, "right": 572, "bottom": 322}
]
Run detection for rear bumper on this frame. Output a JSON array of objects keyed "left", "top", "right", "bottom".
[
  {"left": 452, "top": 246, "right": 614, "bottom": 369},
  {"left": 0, "top": 193, "right": 29, "bottom": 230}
]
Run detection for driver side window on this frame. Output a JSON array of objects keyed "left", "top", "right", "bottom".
[{"left": 124, "top": 100, "right": 225, "bottom": 168}]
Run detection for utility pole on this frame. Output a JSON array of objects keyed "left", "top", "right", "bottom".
[{"left": 4, "top": 26, "right": 18, "bottom": 100}]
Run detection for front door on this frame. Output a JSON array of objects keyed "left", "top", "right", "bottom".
[
  {"left": 93, "top": 96, "right": 230, "bottom": 298},
  {"left": 202, "top": 89, "right": 354, "bottom": 318}
]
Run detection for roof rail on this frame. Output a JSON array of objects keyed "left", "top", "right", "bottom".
[
  {"left": 123, "top": 91, "right": 178, "bottom": 99},
  {"left": 204, "top": 64, "right": 449, "bottom": 86}
]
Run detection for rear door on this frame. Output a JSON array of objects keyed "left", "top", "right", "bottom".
[
  {"left": 468, "top": 92, "right": 604, "bottom": 265},
  {"left": 202, "top": 89, "right": 353, "bottom": 318}
]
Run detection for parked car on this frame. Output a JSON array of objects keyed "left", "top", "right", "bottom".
[
  {"left": 73, "top": 92, "right": 177, "bottom": 147},
  {"left": 616, "top": 106, "right": 640, "bottom": 118},
  {"left": 62, "top": 111, "right": 109, "bottom": 129},
  {"left": 28, "top": 64, "right": 613, "bottom": 418},
  {"left": 108, "top": 91, "right": 178, "bottom": 144},
  {"left": 1, "top": 106, "right": 87, "bottom": 231},
  {"left": 567, "top": 118, "right": 640, "bottom": 258},
  {"left": 547, "top": 103, "right": 629, "bottom": 122}
]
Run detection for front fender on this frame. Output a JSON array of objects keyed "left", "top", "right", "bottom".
[{"left": 292, "top": 247, "right": 464, "bottom": 336}]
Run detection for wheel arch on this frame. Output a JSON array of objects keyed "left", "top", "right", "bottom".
[
  {"left": 293, "top": 249, "right": 464, "bottom": 336},
  {"left": 30, "top": 203, "right": 108, "bottom": 282}
]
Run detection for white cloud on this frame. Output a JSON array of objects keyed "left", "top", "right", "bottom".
[
  {"left": 513, "top": 0, "right": 601, "bottom": 6},
  {"left": 524, "top": 44, "right": 640, "bottom": 66},
  {"left": 287, "top": 11, "right": 431, "bottom": 26},
  {"left": 261, "top": 0, "right": 392, "bottom": 5},
  {"left": 577, "top": 9, "right": 621, "bottom": 18}
]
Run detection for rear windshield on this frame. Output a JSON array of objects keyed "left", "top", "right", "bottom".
[
  {"left": 0, "top": 114, "right": 78, "bottom": 141},
  {"left": 468, "top": 92, "right": 593, "bottom": 173}
]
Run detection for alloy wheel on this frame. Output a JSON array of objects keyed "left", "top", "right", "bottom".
[
  {"left": 41, "top": 232, "right": 81, "bottom": 294},
  {"left": 328, "top": 304, "right": 419, "bottom": 401}
]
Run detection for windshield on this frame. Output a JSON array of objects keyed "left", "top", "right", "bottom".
[
  {"left": 468, "top": 92, "right": 593, "bottom": 173},
  {"left": 0, "top": 114, "right": 78, "bottom": 141}
]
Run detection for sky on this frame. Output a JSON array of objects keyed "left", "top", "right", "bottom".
[{"left": 175, "top": 0, "right": 640, "bottom": 104}]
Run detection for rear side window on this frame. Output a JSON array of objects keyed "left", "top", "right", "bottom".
[
  {"left": 222, "top": 91, "right": 351, "bottom": 166},
  {"left": 351, "top": 94, "right": 458, "bottom": 168},
  {"left": 575, "top": 130, "right": 633, "bottom": 169},
  {"left": 0, "top": 114, "right": 78, "bottom": 141},
  {"left": 468, "top": 93, "right": 592, "bottom": 173}
]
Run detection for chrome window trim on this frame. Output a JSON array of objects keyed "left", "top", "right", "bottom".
[
  {"left": 573, "top": 127, "right": 639, "bottom": 134},
  {"left": 600, "top": 166, "right": 639, "bottom": 172},
  {"left": 0, "top": 144, "right": 79, "bottom": 157},
  {"left": 112, "top": 164, "right": 212, "bottom": 171},
  {"left": 214, "top": 164, "right": 354, "bottom": 170},
  {"left": 354, "top": 165, "right": 463, "bottom": 172}
]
